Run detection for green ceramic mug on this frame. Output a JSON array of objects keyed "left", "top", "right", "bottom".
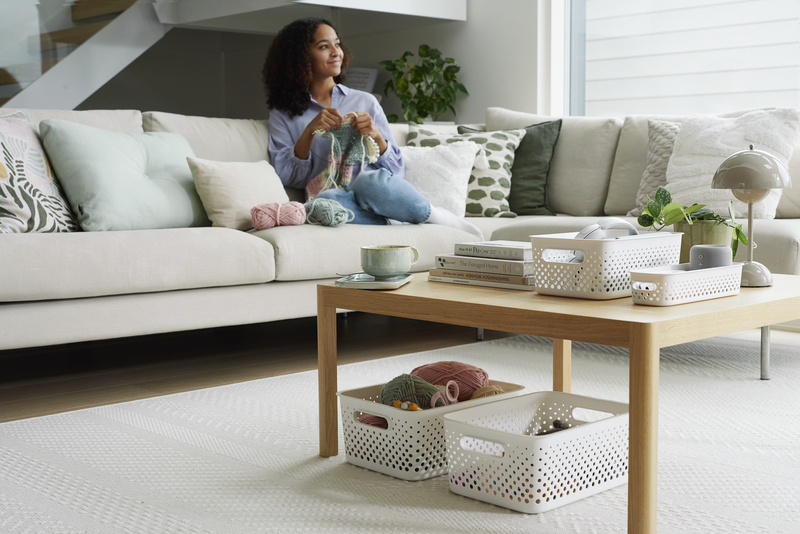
[{"left": 361, "top": 245, "right": 419, "bottom": 279}]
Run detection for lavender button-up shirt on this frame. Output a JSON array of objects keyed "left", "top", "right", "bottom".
[{"left": 267, "top": 85, "right": 404, "bottom": 189}]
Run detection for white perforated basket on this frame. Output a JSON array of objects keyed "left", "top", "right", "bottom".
[
  {"left": 444, "top": 391, "right": 629, "bottom": 514},
  {"left": 630, "top": 263, "right": 743, "bottom": 306},
  {"left": 530, "top": 232, "right": 681, "bottom": 299},
  {"left": 337, "top": 380, "right": 525, "bottom": 481}
]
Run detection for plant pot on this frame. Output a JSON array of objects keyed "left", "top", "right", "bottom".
[{"left": 672, "top": 220, "right": 734, "bottom": 263}]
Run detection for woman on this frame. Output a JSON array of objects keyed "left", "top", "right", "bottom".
[{"left": 262, "top": 17, "right": 482, "bottom": 238}]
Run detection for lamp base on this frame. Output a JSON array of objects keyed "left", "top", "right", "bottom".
[{"left": 740, "top": 261, "right": 773, "bottom": 287}]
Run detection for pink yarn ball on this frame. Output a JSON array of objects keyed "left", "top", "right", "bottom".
[
  {"left": 411, "top": 361, "right": 489, "bottom": 402},
  {"left": 251, "top": 201, "right": 306, "bottom": 230},
  {"left": 357, "top": 412, "right": 388, "bottom": 429}
]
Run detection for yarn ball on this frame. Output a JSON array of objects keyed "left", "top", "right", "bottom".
[
  {"left": 251, "top": 201, "right": 306, "bottom": 230},
  {"left": 411, "top": 361, "right": 489, "bottom": 402},
  {"left": 304, "top": 197, "right": 354, "bottom": 227},
  {"left": 379, "top": 373, "right": 444, "bottom": 409},
  {"left": 470, "top": 384, "right": 506, "bottom": 400},
  {"left": 357, "top": 412, "right": 388, "bottom": 429}
]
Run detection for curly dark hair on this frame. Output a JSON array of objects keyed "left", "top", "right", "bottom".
[{"left": 262, "top": 18, "right": 352, "bottom": 117}]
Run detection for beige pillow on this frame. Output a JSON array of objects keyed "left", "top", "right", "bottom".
[
  {"left": 485, "top": 107, "right": 622, "bottom": 216},
  {"left": 187, "top": 157, "right": 289, "bottom": 230}
]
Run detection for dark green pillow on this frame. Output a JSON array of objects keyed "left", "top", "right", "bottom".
[{"left": 459, "top": 119, "right": 561, "bottom": 216}]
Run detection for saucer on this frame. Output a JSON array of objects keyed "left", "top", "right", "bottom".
[{"left": 335, "top": 273, "right": 414, "bottom": 290}]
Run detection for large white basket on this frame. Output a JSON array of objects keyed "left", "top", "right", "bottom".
[
  {"left": 444, "top": 391, "right": 628, "bottom": 514},
  {"left": 630, "top": 263, "right": 743, "bottom": 306},
  {"left": 338, "top": 380, "right": 525, "bottom": 481},
  {"left": 530, "top": 232, "right": 681, "bottom": 299}
]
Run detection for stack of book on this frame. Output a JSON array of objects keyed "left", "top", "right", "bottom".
[{"left": 429, "top": 240, "right": 534, "bottom": 291}]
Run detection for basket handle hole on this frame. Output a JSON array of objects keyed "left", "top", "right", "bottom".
[
  {"left": 354, "top": 411, "right": 389, "bottom": 430},
  {"left": 542, "top": 248, "right": 584, "bottom": 264},
  {"left": 459, "top": 436, "right": 505, "bottom": 458},
  {"left": 632, "top": 281, "right": 657, "bottom": 291},
  {"left": 572, "top": 407, "right": 614, "bottom": 423}
]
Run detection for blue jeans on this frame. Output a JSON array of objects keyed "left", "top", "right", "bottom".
[{"left": 316, "top": 168, "right": 431, "bottom": 225}]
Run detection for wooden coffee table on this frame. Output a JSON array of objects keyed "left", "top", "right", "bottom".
[{"left": 317, "top": 275, "right": 800, "bottom": 533}]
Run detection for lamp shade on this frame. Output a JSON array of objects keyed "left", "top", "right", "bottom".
[{"left": 711, "top": 145, "right": 791, "bottom": 190}]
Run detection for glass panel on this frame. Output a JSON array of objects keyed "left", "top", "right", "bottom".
[
  {"left": 0, "top": 0, "right": 42, "bottom": 105},
  {"left": 573, "top": 0, "right": 800, "bottom": 117}
]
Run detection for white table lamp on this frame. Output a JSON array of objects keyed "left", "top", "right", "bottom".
[{"left": 711, "top": 145, "right": 791, "bottom": 287}]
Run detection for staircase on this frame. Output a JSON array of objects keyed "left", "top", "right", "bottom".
[{"left": 1, "top": 0, "right": 167, "bottom": 110}]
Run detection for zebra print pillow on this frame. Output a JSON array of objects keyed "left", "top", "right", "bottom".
[{"left": 0, "top": 111, "right": 78, "bottom": 233}]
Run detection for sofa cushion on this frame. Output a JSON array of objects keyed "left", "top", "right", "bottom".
[
  {"left": 665, "top": 109, "right": 800, "bottom": 219},
  {"left": 0, "top": 111, "right": 79, "bottom": 233},
  {"left": 628, "top": 120, "right": 681, "bottom": 217},
  {"left": 606, "top": 108, "right": 774, "bottom": 216},
  {"left": 40, "top": 119, "right": 209, "bottom": 231},
  {"left": 0, "top": 228, "right": 275, "bottom": 302},
  {"left": 462, "top": 120, "right": 562, "bottom": 216},
  {"left": 251, "top": 223, "right": 482, "bottom": 281},
  {"left": 400, "top": 143, "right": 479, "bottom": 217},
  {"left": 143, "top": 111, "right": 269, "bottom": 163},
  {"left": 485, "top": 107, "right": 622, "bottom": 217},
  {"left": 187, "top": 157, "right": 289, "bottom": 230},
  {"left": 1, "top": 108, "right": 143, "bottom": 133},
  {"left": 407, "top": 124, "right": 526, "bottom": 218}
]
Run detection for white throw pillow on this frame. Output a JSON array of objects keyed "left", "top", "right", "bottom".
[
  {"left": 187, "top": 157, "right": 289, "bottom": 230},
  {"left": 628, "top": 119, "right": 680, "bottom": 217},
  {"left": 665, "top": 108, "right": 800, "bottom": 219},
  {"left": 400, "top": 143, "right": 479, "bottom": 217}
]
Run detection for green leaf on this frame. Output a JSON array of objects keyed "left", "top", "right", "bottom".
[
  {"left": 418, "top": 44, "right": 430, "bottom": 57},
  {"left": 646, "top": 200, "right": 661, "bottom": 218},
  {"left": 662, "top": 210, "right": 687, "bottom": 226},
  {"left": 654, "top": 187, "right": 671, "bottom": 206},
  {"left": 638, "top": 213, "right": 654, "bottom": 228},
  {"left": 386, "top": 114, "right": 398, "bottom": 123},
  {"left": 682, "top": 204, "right": 705, "bottom": 216}
]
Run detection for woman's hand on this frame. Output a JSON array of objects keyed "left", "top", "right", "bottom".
[
  {"left": 295, "top": 108, "right": 344, "bottom": 160},
  {"left": 346, "top": 111, "right": 388, "bottom": 155},
  {"left": 307, "top": 107, "right": 344, "bottom": 133}
]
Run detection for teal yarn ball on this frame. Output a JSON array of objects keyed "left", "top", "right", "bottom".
[
  {"left": 304, "top": 198, "right": 354, "bottom": 227},
  {"left": 380, "top": 374, "right": 443, "bottom": 409}
]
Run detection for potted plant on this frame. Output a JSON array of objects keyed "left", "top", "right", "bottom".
[
  {"left": 637, "top": 186, "right": 748, "bottom": 263},
  {"left": 378, "top": 44, "right": 468, "bottom": 124}
]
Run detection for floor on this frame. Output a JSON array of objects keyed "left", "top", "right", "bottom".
[
  {"left": 0, "top": 313, "right": 796, "bottom": 424},
  {"left": 0, "top": 313, "right": 515, "bottom": 423}
]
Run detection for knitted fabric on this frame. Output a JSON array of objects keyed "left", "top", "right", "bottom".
[{"left": 305, "top": 117, "right": 380, "bottom": 198}]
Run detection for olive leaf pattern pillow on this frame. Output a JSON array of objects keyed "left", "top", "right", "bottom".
[
  {"left": 0, "top": 111, "right": 78, "bottom": 233},
  {"left": 406, "top": 125, "right": 526, "bottom": 217}
]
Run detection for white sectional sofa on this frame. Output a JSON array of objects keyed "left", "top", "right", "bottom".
[{"left": 3, "top": 105, "right": 800, "bottom": 351}]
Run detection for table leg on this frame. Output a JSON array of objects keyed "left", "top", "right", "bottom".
[
  {"left": 553, "top": 338, "right": 571, "bottom": 392},
  {"left": 318, "top": 289, "right": 338, "bottom": 457},
  {"left": 761, "top": 325, "right": 770, "bottom": 380},
  {"left": 628, "top": 323, "right": 659, "bottom": 534}
]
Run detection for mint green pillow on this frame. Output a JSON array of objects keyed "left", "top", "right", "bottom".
[
  {"left": 39, "top": 119, "right": 209, "bottom": 231},
  {"left": 459, "top": 119, "right": 562, "bottom": 216}
]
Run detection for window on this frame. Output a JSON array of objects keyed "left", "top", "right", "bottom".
[{"left": 571, "top": 0, "right": 800, "bottom": 117}]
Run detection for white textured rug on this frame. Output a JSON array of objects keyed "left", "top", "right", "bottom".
[{"left": 1, "top": 335, "right": 799, "bottom": 534}]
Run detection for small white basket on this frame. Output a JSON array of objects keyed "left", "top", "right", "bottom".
[
  {"left": 530, "top": 232, "right": 681, "bottom": 299},
  {"left": 338, "top": 380, "right": 525, "bottom": 481},
  {"left": 630, "top": 263, "right": 743, "bottom": 306},
  {"left": 444, "top": 391, "right": 629, "bottom": 514}
]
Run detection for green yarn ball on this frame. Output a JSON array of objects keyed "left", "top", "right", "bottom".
[{"left": 380, "top": 374, "right": 442, "bottom": 409}]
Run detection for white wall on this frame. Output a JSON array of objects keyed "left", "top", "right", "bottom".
[
  {"left": 344, "top": 0, "right": 538, "bottom": 124},
  {"left": 77, "top": 1, "right": 537, "bottom": 123}
]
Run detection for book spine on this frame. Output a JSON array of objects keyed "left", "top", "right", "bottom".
[
  {"left": 454, "top": 243, "right": 530, "bottom": 261},
  {"left": 434, "top": 254, "right": 533, "bottom": 276},
  {"left": 428, "top": 268, "right": 533, "bottom": 285},
  {"left": 428, "top": 275, "right": 533, "bottom": 291}
]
